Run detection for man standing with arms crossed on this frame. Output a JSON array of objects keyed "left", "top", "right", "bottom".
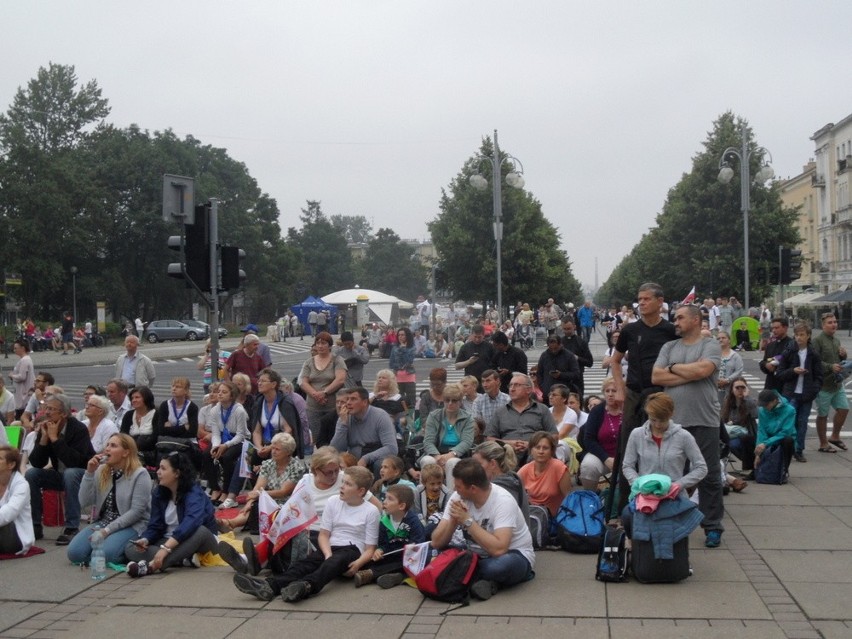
[
  {"left": 610, "top": 283, "right": 677, "bottom": 514},
  {"left": 652, "top": 304, "right": 724, "bottom": 548},
  {"left": 812, "top": 312, "right": 849, "bottom": 453}
]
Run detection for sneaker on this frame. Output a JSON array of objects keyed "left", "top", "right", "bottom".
[
  {"left": 33, "top": 524, "right": 44, "bottom": 540},
  {"left": 354, "top": 569, "right": 374, "bottom": 588},
  {"left": 127, "top": 560, "right": 149, "bottom": 578},
  {"left": 218, "top": 498, "right": 239, "bottom": 510},
  {"left": 377, "top": 573, "right": 406, "bottom": 589},
  {"left": 218, "top": 541, "right": 248, "bottom": 574},
  {"left": 470, "top": 579, "right": 498, "bottom": 601},
  {"left": 55, "top": 528, "right": 78, "bottom": 546},
  {"left": 705, "top": 530, "right": 722, "bottom": 548},
  {"left": 282, "top": 580, "right": 311, "bottom": 602},
  {"left": 243, "top": 537, "right": 261, "bottom": 576},
  {"left": 233, "top": 574, "right": 276, "bottom": 601},
  {"left": 794, "top": 451, "right": 807, "bottom": 463}
]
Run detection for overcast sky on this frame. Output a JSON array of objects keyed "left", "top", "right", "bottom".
[{"left": 2, "top": 1, "right": 850, "bottom": 294}]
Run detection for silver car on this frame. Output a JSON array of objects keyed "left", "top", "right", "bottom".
[{"left": 145, "top": 320, "right": 207, "bottom": 343}]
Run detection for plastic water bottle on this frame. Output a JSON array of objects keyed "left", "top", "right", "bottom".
[{"left": 90, "top": 525, "right": 107, "bottom": 581}]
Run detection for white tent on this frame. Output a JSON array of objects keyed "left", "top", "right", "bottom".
[
  {"left": 320, "top": 287, "right": 413, "bottom": 326},
  {"left": 782, "top": 291, "right": 825, "bottom": 307}
]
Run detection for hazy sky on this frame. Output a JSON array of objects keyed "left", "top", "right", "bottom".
[{"left": 2, "top": 1, "right": 850, "bottom": 293}]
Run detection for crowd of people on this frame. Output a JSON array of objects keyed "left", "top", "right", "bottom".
[{"left": 0, "top": 284, "right": 844, "bottom": 605}]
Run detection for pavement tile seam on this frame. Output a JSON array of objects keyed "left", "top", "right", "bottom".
[{"left": 725, "top": 515, "right": 822, "bottom": 637}]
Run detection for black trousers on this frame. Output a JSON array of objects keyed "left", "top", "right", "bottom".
[{"left": 269, "top": 544, "right": 361, "bottom": 595}]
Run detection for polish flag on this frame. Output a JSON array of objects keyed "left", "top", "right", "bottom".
[{"left": 681, "top": 286, "right": 696, "bottom": 305}]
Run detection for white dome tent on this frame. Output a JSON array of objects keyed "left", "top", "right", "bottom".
[{"left": 320, "top": 287, "right": 413, "bottom": 326}]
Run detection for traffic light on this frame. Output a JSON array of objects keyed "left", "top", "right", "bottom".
[
  {"left": 780, "top": 247, "right": 804, "bottom": 285},
  {"left": 220, "top": 246, "right": 246, "bottom": 291},
  {"left": 167, "top": 204, "right": 211, "bottom": 292}
]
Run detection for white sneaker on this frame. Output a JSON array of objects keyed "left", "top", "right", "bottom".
[{"left": 218, "top": 498, "right": 239, "bottom": 509}]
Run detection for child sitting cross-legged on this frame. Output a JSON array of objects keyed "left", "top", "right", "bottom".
[
  {"left": 354, "top": 484, "right": 425, "bottom": 589},
  {"left": 371, "top": 455, "right": 416, "bottom": 500},
  {"left": 414, "top": 463, "right": 449, "bottom": 539},
  {"left": 232, "top": 466, "right": 379, "bottom": 602}
]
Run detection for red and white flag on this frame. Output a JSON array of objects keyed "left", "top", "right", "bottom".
[
  {"left": 402, "top": 542, "right": 432, "bottom": 577},
  {"left": 258, "top": 490, "right": 279, "bottom": 538},
  {"left": 266, "top": 483, "right": 318, "bottom": 554},
  {"left": 681, "top": 286, "right": 696, "bottom": 305}
]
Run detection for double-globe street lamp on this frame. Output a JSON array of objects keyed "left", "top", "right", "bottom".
[
  {"left": 469, "top": 129, "right": 525, "bottom": 324},
  {"left": 717, "top": 126, "right": 774, "bottom": 311}
]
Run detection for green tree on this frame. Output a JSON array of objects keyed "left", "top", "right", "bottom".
[
  {"left": 598, "top": 112, "right": 800, "bottom": 307},
  {"left": 331, "top": 214, "right": 373, "bottom": 243},
  {"left": 287, "top": 201, "right": 354, "bottom": 295},
  {"left": 0, "top": 63, "right": 110, "bottom": 317},
  {"left": 429, "top": 137, "right": 581, "bottom": 310},
  {"left": 359, "top": 228, "right": 427, "bottom": 301}
]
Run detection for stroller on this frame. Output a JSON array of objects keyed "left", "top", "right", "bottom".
[{"left": 517, "top": 324, "right": 534, "bottom": 350}]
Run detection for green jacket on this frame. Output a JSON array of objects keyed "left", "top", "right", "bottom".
[
  {"left": 812, "top": 332, "right": 842, "bottom": 391},
  {"left": 757, "top": 391, "right": 797, "bottom": 447}
]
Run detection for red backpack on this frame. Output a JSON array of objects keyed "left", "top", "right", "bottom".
[{"left": 413, "top": 548, "right": 479, "bottom": 603}]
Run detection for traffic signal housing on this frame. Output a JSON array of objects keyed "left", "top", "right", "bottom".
[
  {"left": 220, "top": 246, "right": 246, "bottom": 291},
  {"left": 167, "top": 204, "right": 211, "bottom": 292},
  {"left": 780, "top": 247, "right": 803, "bottom": 285}
]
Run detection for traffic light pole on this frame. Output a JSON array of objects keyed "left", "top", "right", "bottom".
[{"left": 209, "top": 199, "right": 221, "bottom": 383}]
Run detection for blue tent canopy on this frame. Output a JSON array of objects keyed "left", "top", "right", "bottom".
[{"left": 290, "top": 296, "right": 338, "bottom": 332}]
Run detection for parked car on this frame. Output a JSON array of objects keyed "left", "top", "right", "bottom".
[
  {"left": 145, "top": 320, "right": 208, "bottom": 343},
  {"left": 183, "top": 319, "right": 228, "bottom": 338}
]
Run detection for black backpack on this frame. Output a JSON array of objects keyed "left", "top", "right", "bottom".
[{"left": 595, "top": 525, "right": 629, "bottom": 582}]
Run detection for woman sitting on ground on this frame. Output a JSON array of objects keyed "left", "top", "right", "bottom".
[
  {"left": 0, "top": 446, "right": 35, "bottom": 556},
  {"left": 216, "top": 432, "right": 306, "bottom": 533},
  {"left": 416, "top": 367, "right": 446, "bottom": 419},
  {"left": 68, "top": 434, "right": 152, "bottom": 565},
  {"left": 125, "top": 451, "right": 218, "bottom": 577},
  {"left": 579, "top": 378, "right": 622, "bottom": 490},
  {"left": 549, "top": 384, "right": 579, "bottom": 439},
  {"left": 419, "top": 383, "right": 475, "bottom": 490},
  {"left": 722, "top": 380, "right": 758, "bottom": 478},
  {"left": 156, "top": 377, "right": 199, "bottom": 445},
  {"left": 518, "top": 431, "right": 571, "bottom": 518},
  {"left": 84, "top": 395, "right": 119, "bottom": 454},
  {"left": 472, "top": 440, "right": 530, "bottom": 523},
  {"left": 370, "top": 368, "right": 407, "bottom": 424},
  {"left": 119, "top": 386, "right": 161, "bottom": 466}
]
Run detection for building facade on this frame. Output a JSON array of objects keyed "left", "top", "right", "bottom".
[
  {"left": 778, "top": 161, "right": 819, "bottom": 290},
  {"left": 812, "top": 114, "right": 852, "bottom": 292}
]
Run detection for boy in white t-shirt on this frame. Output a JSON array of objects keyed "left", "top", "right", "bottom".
[{"left": 233, "top": 466, "right": 379, "bottom": 602}]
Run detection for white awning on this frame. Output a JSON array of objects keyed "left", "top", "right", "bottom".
[{"left": 782, "top": 292, "right": 825, "bottom": 307}]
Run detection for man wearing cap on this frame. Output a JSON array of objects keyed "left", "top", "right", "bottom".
[
  {"left": 241, "top": 324, "right": 272, "bottom": 368},
  {"left": 333, "top": 331, "right": 370, "bottom": 386},
  {"left": 226, "top": 334, "right": 265, "bottom": 394}
]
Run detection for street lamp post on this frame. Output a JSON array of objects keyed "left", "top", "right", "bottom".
[
  {"left": 717, "top": 126, "right": 774, "bottom": 311},
  {"left": 470, "top": 129, "right": 525, "bottom": 324},
  {"left": 70, "top": 266, "right": 78, "bottom": 325}
]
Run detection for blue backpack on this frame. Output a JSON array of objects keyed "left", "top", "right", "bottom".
[{"left": 552, "top": 490, "right": 606, "bottom": 553}]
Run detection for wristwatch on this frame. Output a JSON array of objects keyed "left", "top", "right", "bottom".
[{"left": 462, "top": 517, "right": 474, "bottom": 530}]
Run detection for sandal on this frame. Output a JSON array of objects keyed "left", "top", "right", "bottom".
[
  {"left": 818, "top": 446, "right": 837, "bottom": 453},
  {"left": 828, "top": 439, "right": 848, "bottom": 451},
  {"left": 730, "top": 478, "right": 747, "bottom": 493}
]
